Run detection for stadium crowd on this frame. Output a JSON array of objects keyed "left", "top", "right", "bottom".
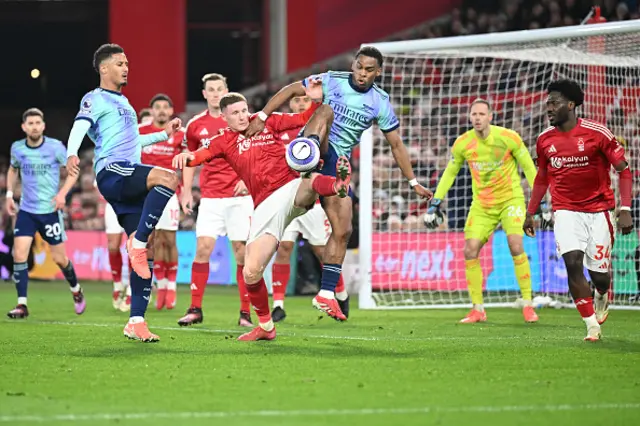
[{"left": 1, "top": 0, "right": 639, "bottom": 237}]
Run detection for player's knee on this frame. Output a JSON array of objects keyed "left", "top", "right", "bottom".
[
  {"left": 195, "top": 239, "right": 214, "bottom": 262},
  {"left": 276, "top": 242, "right": 294, "bottom": 263},
  {"left": 507, "top": 240, "right": 524, "bottom": 256},
  {"left": 243, "top": 263, "right": 264, "bottom": 285},
  {"left": 463, "top": 244, "right": 480, "bottom": 261},
  {"left": 563, "top": 254, "right": 583, "bottom": 275},
  {"left": 51, "top": 250, "right": 67, "bottom": 267},
  {"left": 153, "top": 169, "right": 179, "bottom": 191},
  {"left": 164, "top": 171, "right": 179, "bottom": 190},
  {"left": 332, "top": 221, "right": 352, "bottom": 243},
  {"left": 315, "top": 105, "right": 334, "bottom": 123}
]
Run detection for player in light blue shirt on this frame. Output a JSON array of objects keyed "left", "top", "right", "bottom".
[
  {"left": 4, "top": 108, "right": 85, "bottom": 319},
  {"left": 56, "top": 44, "right": 181, "bottom": 342},
  {"left": 246, "top": 46, "right": 433, "bottom": 320}
]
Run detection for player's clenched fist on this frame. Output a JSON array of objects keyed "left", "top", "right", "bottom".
[
  {"left": 172, "top": 152, "right": 195, "bottom": 169},
  {"left": 66, "top": 155, "right": 80, "bottom": 177},
  {"left": 523, "top": 213, "right": 536, "bottom": 238},
  {"left": 165, "top": 117, "right": 182, "bottom": 136}
]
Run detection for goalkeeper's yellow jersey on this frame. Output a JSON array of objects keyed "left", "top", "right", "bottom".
[{"left": 433, "top": 125, "right": 537, "bottom": 210}]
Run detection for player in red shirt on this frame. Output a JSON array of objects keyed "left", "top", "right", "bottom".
[
  {"left": 139, "top": 94, "right": 184, "bottom": 310},
  {"left": 524, "top": 79, "right": 633, "bottom": 342},
  {"left": 177, "top": 73, "right": 254, "bottom": 328},
  {"left": 270, "top": 94, "right": 349, "bottom": 322},
  {"left": 173, "top": 93, "right": 351, "bottom": 341}
]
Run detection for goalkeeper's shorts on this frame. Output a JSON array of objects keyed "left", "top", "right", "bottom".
[{"left": 464, "top": 198, "right": 526, "bottom": 242}]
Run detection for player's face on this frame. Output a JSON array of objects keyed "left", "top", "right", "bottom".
[
  {"left": 151, "top": 100, "right": 173, "bottom": 126},
  {"left": 103, "top": 53, "right": 129, "bottom": 87},
  {"left": 203, "top": 80, "right": 228, "bottom": 109},
  {"left": 289, "top": 95, "right": 312, "bottom": 113},
  {"left": 223, "top": 101, "right": 250, "bottom": 131},
  {"left": 351, "top": 55, "right": 381, "bottom": 89},
  {"left": 469, "top": 103, "right": 492, "bottom": 132},
  {"left": 21, "top": 116, "right": 45, "bottom": 141},
  {"left": 546, "top": 91, "right": 573, "bottom": 126}
]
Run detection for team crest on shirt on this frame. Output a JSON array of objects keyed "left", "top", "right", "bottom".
[
  {"left": 201, "top": 138, "right": 211, "bottom": 148},
  {"left": 577, "top": 138, "right": 584, "bottom": 152}
]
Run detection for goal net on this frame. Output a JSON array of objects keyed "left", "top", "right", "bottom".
[{"left": 358, "top": 20, "right": 640, "bottom": 310}]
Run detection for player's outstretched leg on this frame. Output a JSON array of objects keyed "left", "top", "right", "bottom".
[
  {"left": 296, "top": 159, "right": 351, "bottom": 321},
  {"left": 506, "top": 234, "right": 538, "bottom": 323},
  {"left": 128, "top": 168, "right": 179, "bottom": 279},
  {"left": 563, "top": 251, "right": 601, "bottom": 341},
  {"left": 300, "top": 104, "right": 334, "bottom": 156},
  {"left": 238, "top": 235, "right": 279, "bottom": 341},
  {"left": 589, "top": 270, "right": 611, "bottom": 325},
  {"left": 50, "top": 244, "right": 85, "bottom": 315}
]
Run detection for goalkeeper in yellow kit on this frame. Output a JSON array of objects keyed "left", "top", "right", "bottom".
[{"left": 425, "top": 99, "right": 539, "bottom": 323}]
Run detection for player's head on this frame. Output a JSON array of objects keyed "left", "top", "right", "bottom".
[
  {"left": 138, "top": 108, "right": 152, "bottom": 124},
  {"left": 149, "top": 94, "right": 174, "bottom": 126},
  {"left": 546, "top": 79, "right": 584, "bottom": 127},
  {"left": 289, "top": 95, "right": 312, "bottom": 114},
  {"left": 93, "top": 44, "right": 128, "bottom": 88},
  {"left": 21, "top": 108, "right": 45, "bottom": 142},
  {"left": 220, "top": 93, "right": 249, "bottom": 131},
  {"left": 202, "top": 73, "right": 228, "bottom": 109},
  {"left": 352, "top": 46, "right": 383, "bottom": 90},
  {"left": 469, "top": 99, "right": 492, "bottom": 132}
]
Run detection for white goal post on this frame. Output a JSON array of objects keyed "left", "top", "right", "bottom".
[{"left": 358, "top": 20, "right": 640, "bottom": 310}]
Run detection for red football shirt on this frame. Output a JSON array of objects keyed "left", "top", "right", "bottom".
[
  {"left": 139, "top": 123, "right": 184, "bottom": 169},
  {"left": 191, "top": 104, "right": 319, "bottom": 207},
  {"left": 184, "top": 111, "right": 240, "bottom": 198},
  {"left": 535, "top": 118, "right": 627, "bottom": 213}
]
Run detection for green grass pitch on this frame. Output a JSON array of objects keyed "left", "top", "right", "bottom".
[{"left": 1, "top": 281, "right": 639, "bottom": 426}]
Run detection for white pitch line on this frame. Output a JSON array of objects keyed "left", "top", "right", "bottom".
[
  {"left": 19, "top": 320, "right": 595, "bottom": 342},
  {"left": 1, "top": 403, "right": 639, "bottom": 423}
]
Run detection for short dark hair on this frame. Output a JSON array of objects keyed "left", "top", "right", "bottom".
[
  {"left": 138, "top": 108, "right": 152, "bottom": 121},
  {"left": 93, "top": 43, "right": 125, "bottom": 73},
  {"left": 356, "top": 46, "right": 384, "bottom": 67},
  {"left": 547, "top": 79, "right": 584, "bottom": 107},
  {"left": 150, "top": 93, "right": 173, "bottom": 108},
  {"left": 471, "top": 98, "right": 492, "bottom": 112},
  {"left": 22, "top": 108, "right": 44, "bottom": 123},
  {"left": 202, "top": 73, "right": 227, "bottom": 89},
  {"left": 219, "top": 93, "right": 247, "bottom": 111}
]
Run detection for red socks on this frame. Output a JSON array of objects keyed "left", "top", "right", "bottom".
[
  {"left": 190, "top": 262, "right": 209, "bottom": 309},
  {"left": 312, "top": 175, "right": 337, "bottom": 196},
  {"left": 575, "top": 297, "right": 595, "bottom": 318},
  {"left": 166, "top": 261, "right": 178, "bottom": 283},
  {"left": 272, "top": 263, "right": 290, "bottom": 302},
  {"left": 236, "top": 265, "right": 251, "bottom": 312},
  {"left": 108, "top": 250, "right": 123, "bottom": 283},
  {"left": 153, "top": 260, "right": 166, "bottom": 285},
  {"left": 246, "top": 279, "right": 271, "bottom": 323}
]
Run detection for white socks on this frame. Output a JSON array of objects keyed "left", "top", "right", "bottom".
[
  {"left": 132, "top": 238, "right": 147, "bottom": 249},
  {"left": 318, "top": 289, "right": 334, "bottom": 299},
  {"left": 18, "top": 297, "right": 27, "bottom": 306}
]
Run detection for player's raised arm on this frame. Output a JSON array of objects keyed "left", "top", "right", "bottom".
[
  {"left": 173, "top": 133, "right": 224, "bottom": 169},
  {"left": 266, "top": 102, "right": 321, "bottom": 132},
  {"left": 139, "top": 117, "right": 181, "bottom": 147},
  {"left": 506, "top": 131, "right": 537, "bottom": 188},
  {"left": 524, "top": 139, "right": 550, "bottom": 237},
  {"left": 246, "top": 73, "right": 325, "bottom": 137},
  {"left": 602, "top": 134, "right": 633, "bottom": 234}
]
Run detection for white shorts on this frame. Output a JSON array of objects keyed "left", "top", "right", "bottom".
[
  {"left": 248, "top": 178, "right": 307, "bottom": 244},
  {"left": 156, "top": 194, "right": 180, "bottom": 231},
  {"left": 554, "top": 209, "right": 616, "bottom": 272},
  {"left": 105, "top": 203, "right": 124, "bottom": 235},
  {"left": 282, "top": 202, "right": 331, "bottom": 245},
  {"left": 196, "top": 196, "right": 253, "bottom": 241}
]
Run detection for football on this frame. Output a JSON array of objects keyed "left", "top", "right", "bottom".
[{"left": 285, "top": 137, "right": 320, "bottom": 172}]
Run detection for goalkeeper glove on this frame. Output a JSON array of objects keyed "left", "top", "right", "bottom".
[
  {"left": 540, "top": 201, "right": 554, "bottom": 230},
  {"left": 423, "top": 198, "right": 444, "bottom": 229}
]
